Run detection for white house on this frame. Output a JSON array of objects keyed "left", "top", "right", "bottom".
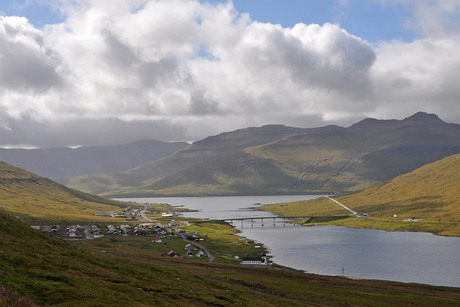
[{"left": 240, "top": 255, "right": 269, "bottom": 266}]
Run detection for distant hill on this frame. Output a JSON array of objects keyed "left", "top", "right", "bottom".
[
  {"left": 65, "top": 112, "right": 460, "bottom": 197},
  {"left": 337, "top": 153, "right": 460, "bottom": 222},
  {"left": 0, "top": 140, "right": 189, "bottom": 180},
  {"left": 0, "top": 161, "right": 131, "bottom": 223}
]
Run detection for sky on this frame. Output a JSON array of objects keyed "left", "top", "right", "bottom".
[{"left": 0, "top": 0, "right": 459, "bottom": 148}]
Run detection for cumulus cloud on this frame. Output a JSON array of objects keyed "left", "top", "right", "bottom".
[
  {"left": 0, "top": 16, "right": 63, "bottom": 91},
  {"left": 0, "top": 0, "right": 459, "bottom": 147}
]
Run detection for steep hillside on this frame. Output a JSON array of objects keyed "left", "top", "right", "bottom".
[
  {"left": 2, "top": 210, "right": 458, "bottom": 306},
  {"left": 263, "top": 154, "right": 460, "bottom": 236},
  {"left": 0, "top": 140, "right": 189, "bottom": 180},
  {"left": 248, "top": 112, "right": 460, "bottom": 192},
  {"left": 66, "top": 112, "right": 460, "bottom": 197},
  {"left": 0, "top": 161, "right": 130, "bottom": 223}
]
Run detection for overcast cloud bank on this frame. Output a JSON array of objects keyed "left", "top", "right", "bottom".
[{"left": 1, "top": 0, "right": 459, "bottom": 147}]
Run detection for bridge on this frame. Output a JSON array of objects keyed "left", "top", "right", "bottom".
[{"left": 222, "top": 215, "right": 349, "bottom": 228}]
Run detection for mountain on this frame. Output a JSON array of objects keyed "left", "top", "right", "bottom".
[
  {"left": 0, "top": 161, "right": 130, "bottom": 223},
  {"left": 65, "top": 112, "right": 460, "bottom": 197},
  {"left": 0, "top": 140, "right": 189, "bottom": 181}
]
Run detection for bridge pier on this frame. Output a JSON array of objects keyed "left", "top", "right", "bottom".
[{"left": 224, "top": 216, "right": 324, "bottom": 228}]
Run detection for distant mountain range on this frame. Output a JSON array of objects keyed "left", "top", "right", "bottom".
[
  {"left": 0, "top": 140, "right": 189, "bottom": 180},
  {"left": 63, "top": 112, "right": 460, "bottom": 197}
]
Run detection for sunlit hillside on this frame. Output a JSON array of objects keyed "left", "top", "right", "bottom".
[
  {"left": 0, "top": 161, "right": 131, "bottom": 223},
  {"left": 338, "top": 153, "right": 460, "bottom": 222},
  {"left": 263, "top": 154, "right": 460, "bottom": 236}
]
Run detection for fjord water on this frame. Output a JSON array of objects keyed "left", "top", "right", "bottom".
[{"left": 118, "top": 195, "right": 460, "bottom": 287}]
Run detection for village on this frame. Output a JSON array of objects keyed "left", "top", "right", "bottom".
[{"left": 29, "top": 204, "right": 269, "bottom": 266}]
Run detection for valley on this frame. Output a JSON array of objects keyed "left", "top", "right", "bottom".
[{"left": 1, "top": 113, "right": 459, "bottom": 305}]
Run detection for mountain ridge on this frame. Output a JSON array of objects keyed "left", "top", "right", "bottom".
[{"left": 64, "top": 112, "right": 460, "bottom": 196}]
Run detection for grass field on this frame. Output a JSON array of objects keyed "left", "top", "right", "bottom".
[{"left": 2, "top": 209, "right": 459, "bottom": 306}]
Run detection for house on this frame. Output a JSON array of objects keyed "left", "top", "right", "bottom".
[
  {"left": 168, "top": 250, "right": 177, "bottom": 257},
  {"left": 240, "top": 255, "right": 269, "bottom": 266},
  {"left": 126, "top": 230, "right": 139, "bottom": 236},
  {"left": 184, "top": 244, "right": 198, "bottom": 252}
]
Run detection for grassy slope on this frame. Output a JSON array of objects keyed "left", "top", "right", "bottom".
[
  {"left": 1, "top": 210, "right": 459, "bottom": 306},
  {"left": 65, "top": 113, "right": 460, "bottom": 197},
  {"left": 263, "top": 154, "right": 460, "bottom": 236},
  {"left": 0, "top": 161, "right": 131, "bottom": 224}
]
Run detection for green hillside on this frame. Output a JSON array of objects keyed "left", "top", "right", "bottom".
[
  {"left": 337, "top": 153, "right": 460, "bottom": 221},
  {"left": 1, "top": 210, "right": 460, "bottom": 306},
  {"left": 65, "top": 112, "right": 460, "bottom": 197},
  {"left": 263, "top": 154, "right": 460, "bottom": 236},
  {"left": 0, "top": 161, "right": 131, "bottom": 223}
]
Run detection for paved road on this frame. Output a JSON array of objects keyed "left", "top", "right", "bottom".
[
  {"left": 325, "top": 196, "right": 357, "bottom": 215},
  {"left": 139, "top": 205, "right": 153, "bottom": 222},
  {"left": 180, "top": 234, "right": 215, "bottom": 263}
]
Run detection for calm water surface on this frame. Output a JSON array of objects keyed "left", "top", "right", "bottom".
[{"left": 118, "top": 195, "right": 460, "bottom": 287}]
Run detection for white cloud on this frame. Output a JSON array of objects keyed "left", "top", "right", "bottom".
[{"left": 0, "top": 0, "right": 459, "bottom": 147}]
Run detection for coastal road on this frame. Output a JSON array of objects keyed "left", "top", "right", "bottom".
[
  {"left": 179, "top": 234, "right": 215, "bottom": 263},
  {"left": 325, "top": 196, "right": 357, "bottom": 215}
]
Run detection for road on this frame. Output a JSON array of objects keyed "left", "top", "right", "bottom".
[
  {"left": 139, "top": 205, "right": 153, "bottom": 222},
  {"left": 325, "top": 196, "right": 357, "bottom": 215},
  {"left": 179, "top": 234, "right": 215, "bottom": 263}
]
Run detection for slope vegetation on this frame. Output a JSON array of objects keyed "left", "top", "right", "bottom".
[
  {"left": 0, "top": 161, "right": 130, "bottom": 223},
  {"left": 338, "top": 153, "right": 460, "bottom": 221},
  {"left": 1, "top": 210, "right": 459, "bottom": 306},
  {"left": 66, "top": 112, "right": 460, "bottom": 197},
  {"left": 264, "top": 154, "right": 460, "bottom": 236}
]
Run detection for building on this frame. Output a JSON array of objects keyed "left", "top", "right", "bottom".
[{"left": 240, "top": 255, "right": 269, "bottom": 266}]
